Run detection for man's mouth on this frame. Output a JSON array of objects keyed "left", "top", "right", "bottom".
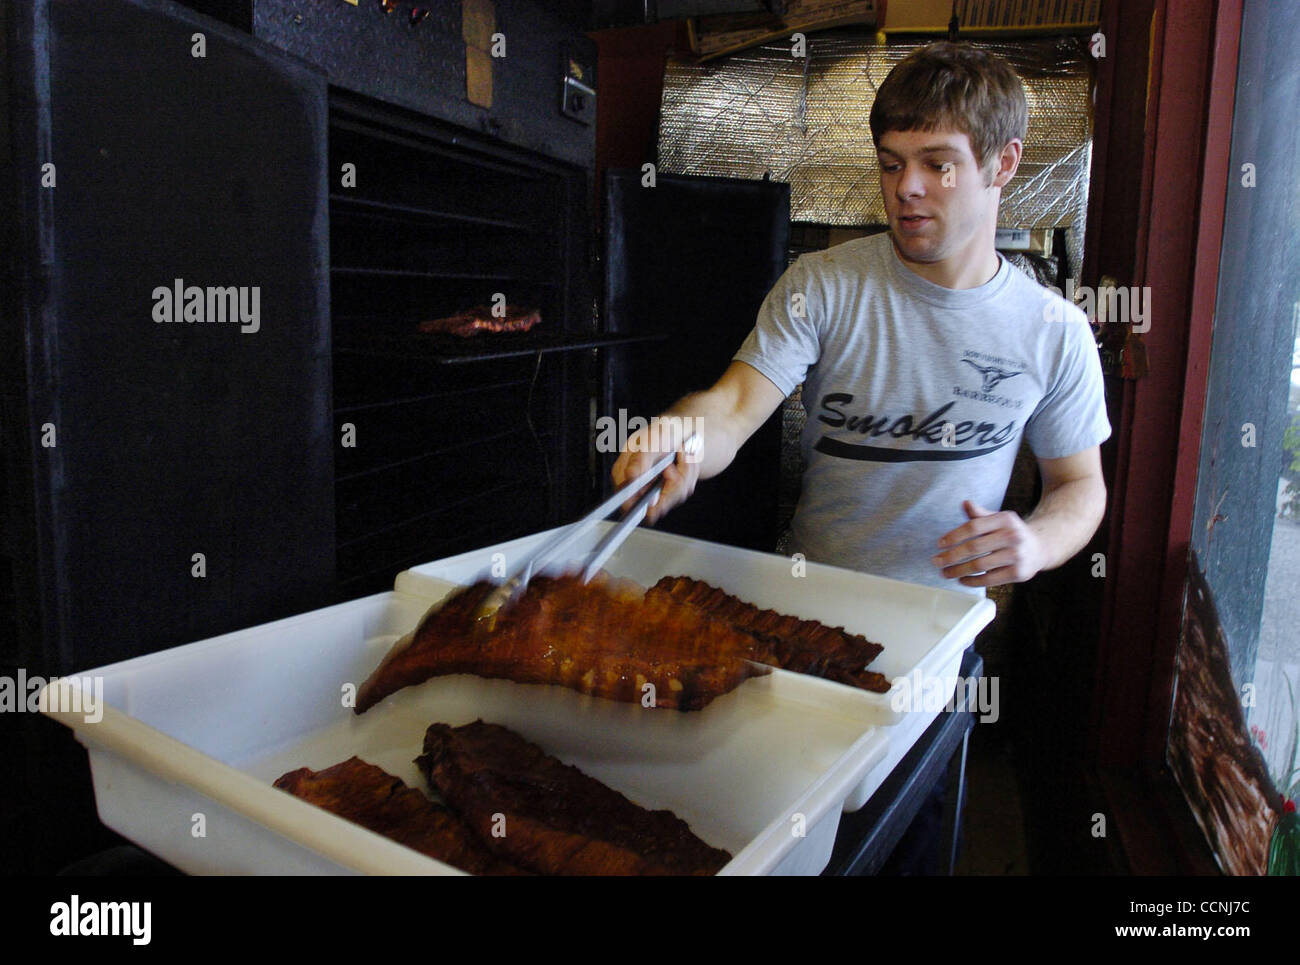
[{"left": 897, "top": 214, "right": 932, "bottom": 228}]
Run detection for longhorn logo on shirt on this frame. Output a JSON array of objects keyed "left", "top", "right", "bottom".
[{"left": 961, "top": 358, "right": 1023, "bottom": 392}]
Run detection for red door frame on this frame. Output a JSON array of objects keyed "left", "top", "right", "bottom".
[{"left": 1090, "top": 0, "right": 1243, "bottom": 771}]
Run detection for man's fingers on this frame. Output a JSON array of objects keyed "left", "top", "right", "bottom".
[
  {"left": 612, "top": 430, "right": 702, "bottom": 525},
  {"left": 614, "top": 449, "right": 656, "bottom": 512},
  {"left": 957, "top": 565, "right": 1018, "bottom": 588},
  {"left": 932, "top": 530, "right": 1009, "bottom": 568},
  {"left": 644, "top": 473, "right": 669, "bottom": 524},
  {"left": 938, "top": 512, "right": 1007, "bottom": 549},
  {"left": 647, "top": 463, "right": 686, "bottom": 523},
  {"left": 611, "top": 449, "right": 639, "bottom": 486},
  {"left": 936, "top": 547, "right": 1016, "bottom": 580},
  {"left": 647, "top": 455, "right": 701, "bottom": 525}
]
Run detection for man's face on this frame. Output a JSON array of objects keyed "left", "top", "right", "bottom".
[{"left": 876, "top": 128, "right": 1005, "bottom": 266}]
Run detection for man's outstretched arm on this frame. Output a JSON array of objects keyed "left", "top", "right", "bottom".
[{"left": 931, "top": 446, "right": 1107, "bottom": 588}]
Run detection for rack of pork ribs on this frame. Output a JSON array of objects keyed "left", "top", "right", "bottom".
[
  {"left": 646, "top": 576, "right": 889, "bottom": 694},
  {"left": 275, "top": 721, "right": 731, "bottom": 875},
  {"left": 274, "top": 756, "right": 527, "bottom": 875},
  {"left": 355, "top": 572, "right": 888, "bottom": 715},
  {"left": 418, "top": 304, "right": 541, "bottom": 337}
]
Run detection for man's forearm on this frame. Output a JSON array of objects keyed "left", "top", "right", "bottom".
[
  {"left": 1025, "top": 477, "right": 1107, "bottom": 571},
  {"left": 657, "top": 391, "right": 746, "bottom": 480}
]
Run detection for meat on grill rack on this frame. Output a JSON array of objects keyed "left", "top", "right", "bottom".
[{"left": 417, "top": 305, "right": 541, "bottom": 337}]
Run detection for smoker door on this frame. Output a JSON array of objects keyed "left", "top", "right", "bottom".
[
  {"left": 603, "top": 170, "right": 790, "bottom": 551},
  {"left": 3, "top": 0, "right": 334, "bottom": 673}
]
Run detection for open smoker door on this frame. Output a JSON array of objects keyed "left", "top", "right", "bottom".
[
  {"left": 602, "top": 170, "right": 790, "bottom": 552},
  {"left": 3, "top": 0, "right": 335, "bottom": 675}
]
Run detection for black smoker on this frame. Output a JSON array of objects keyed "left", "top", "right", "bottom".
[{"left": 0, "top": 0, "right": 786, "bottom": 872}]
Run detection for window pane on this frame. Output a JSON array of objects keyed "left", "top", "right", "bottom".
[{"left": 1167, "top": 0, "right": 1300, "bottom": 876}]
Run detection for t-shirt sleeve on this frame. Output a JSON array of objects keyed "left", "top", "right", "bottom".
[
  {"left": 732, "top": 256, "right": 822, "bottom": 397},
  {"left": 1024, "top": 305, "right": 1112, "bottom": 459}
]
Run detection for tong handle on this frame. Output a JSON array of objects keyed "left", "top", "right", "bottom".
[
  {"left": 580, "top": 482, "right": 663, "bottom": 582},
  {"left": 476, "top": 433, "right": 700, "bottom": 624},
  {"left": 521, "top": 433, "right": 699, "bottom": 583}
]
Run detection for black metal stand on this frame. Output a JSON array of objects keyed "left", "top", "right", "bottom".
[{"left": 822, "top": 647, "right": 983, "bottom": 876}]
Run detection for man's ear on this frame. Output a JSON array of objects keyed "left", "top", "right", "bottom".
[{"left": 989, "top": 138, "right": 1023, "bottom": 188}]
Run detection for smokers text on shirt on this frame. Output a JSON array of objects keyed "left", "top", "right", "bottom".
[{"left": 815, "top": 396, "right": 1020, "bottom": 462}]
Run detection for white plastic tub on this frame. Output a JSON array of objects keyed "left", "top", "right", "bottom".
[
  {"left": 399, "top": 525, "right": 996, "bottom": 809},
  {"left": 40, "top": 525, "right": 992, "bottom": 875}
]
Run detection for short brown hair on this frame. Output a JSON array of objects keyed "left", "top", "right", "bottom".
[{"left": 869, "top": 42, "right": 1028, "bottom": 172}]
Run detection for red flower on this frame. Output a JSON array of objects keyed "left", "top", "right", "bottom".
[{"left": 1285, "top": 799, "right": 1296, "bottom": 814}]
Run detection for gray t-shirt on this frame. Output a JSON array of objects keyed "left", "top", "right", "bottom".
[{"left": 733, "top": 232, "right": 1111, "bottom": 595}]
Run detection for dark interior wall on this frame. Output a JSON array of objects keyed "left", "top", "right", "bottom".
[
  {"left": 1081, "top": 1, "right": 1154, "bottom": 292},
  {"left": 168, "top": 0, "right": 251, "bottom": 31},
  {"left": 1081, "top": 0, "right": 1153, "bottom": 759},
  {"left": 602, "top": 171, "right": 788, "bottom": 551},
  {"left": 589, "top": 21, "right": 687, "bottom": 220},
  {"left": 589, "top": 23, "right": 785, "bottom": 550},
  {"left": 1003, "top": 0, "right": 1156, "bottom": 874},
  {"left": 171, "top": 0, "right": 591, "bottom": 37}
]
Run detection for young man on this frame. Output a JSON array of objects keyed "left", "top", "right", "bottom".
[{"left": 613, "top": 42, "right": 1109, "bottom": 594}]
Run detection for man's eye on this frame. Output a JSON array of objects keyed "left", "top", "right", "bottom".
[
  {"left": 930, "top": 162, "right": 950, "bottom": 171},
  {"left": 881, "top": 164, "right": 901, "bottom": 173}
]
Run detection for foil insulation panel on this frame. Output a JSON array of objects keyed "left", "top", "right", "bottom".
[{"left": 659, "top": 34, "right": 1093, "bottom": 284}]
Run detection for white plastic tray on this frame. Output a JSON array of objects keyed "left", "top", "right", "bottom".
[{"left": 41, "top": 525, "right": 991, "bottom": 875}]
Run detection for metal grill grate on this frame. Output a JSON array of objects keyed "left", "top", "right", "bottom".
[{"left": 326, "top": 92, "right": 596, "bottom": 596}]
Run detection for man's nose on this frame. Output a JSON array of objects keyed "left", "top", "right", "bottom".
[{"left": 895, "top": 162, "right": 926, "bottom": 199}]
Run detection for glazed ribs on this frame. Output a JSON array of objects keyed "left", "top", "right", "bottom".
[
  {"left": 355, "top": 574, "right": 769, "bottom": 713},
  {"left": 646, "top": 576, "right": 890, "bottom": 694},
  {"left": 273, "top": 756, "right": 527, "bottom": 875},
  {"left": 417, "top": 721, "right": 731, "bottom": 876},
  {"left": 418, "top": 305, "right": 541, "bottom": 337}
]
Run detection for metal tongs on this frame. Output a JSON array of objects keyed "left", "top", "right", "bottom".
[{"left": 473, "top": 433, "right": 702, "bottom": 628}]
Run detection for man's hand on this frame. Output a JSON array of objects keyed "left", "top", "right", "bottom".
[
  {"left": 609, "top": 362, "right": 787, "bottom": 526},
  {"left": 931, "top": 500, "right": 1047, "bottom": 587},
  {"left": 932, "top": 447, "right": 1107, "bottom": 588},
  {"left": 611, "top": 430, "right": 701, "bottom": 525}
]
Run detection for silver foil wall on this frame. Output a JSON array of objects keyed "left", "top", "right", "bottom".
[{"left": 659, "top": 34, "right": 1093, "bottom": 286}]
